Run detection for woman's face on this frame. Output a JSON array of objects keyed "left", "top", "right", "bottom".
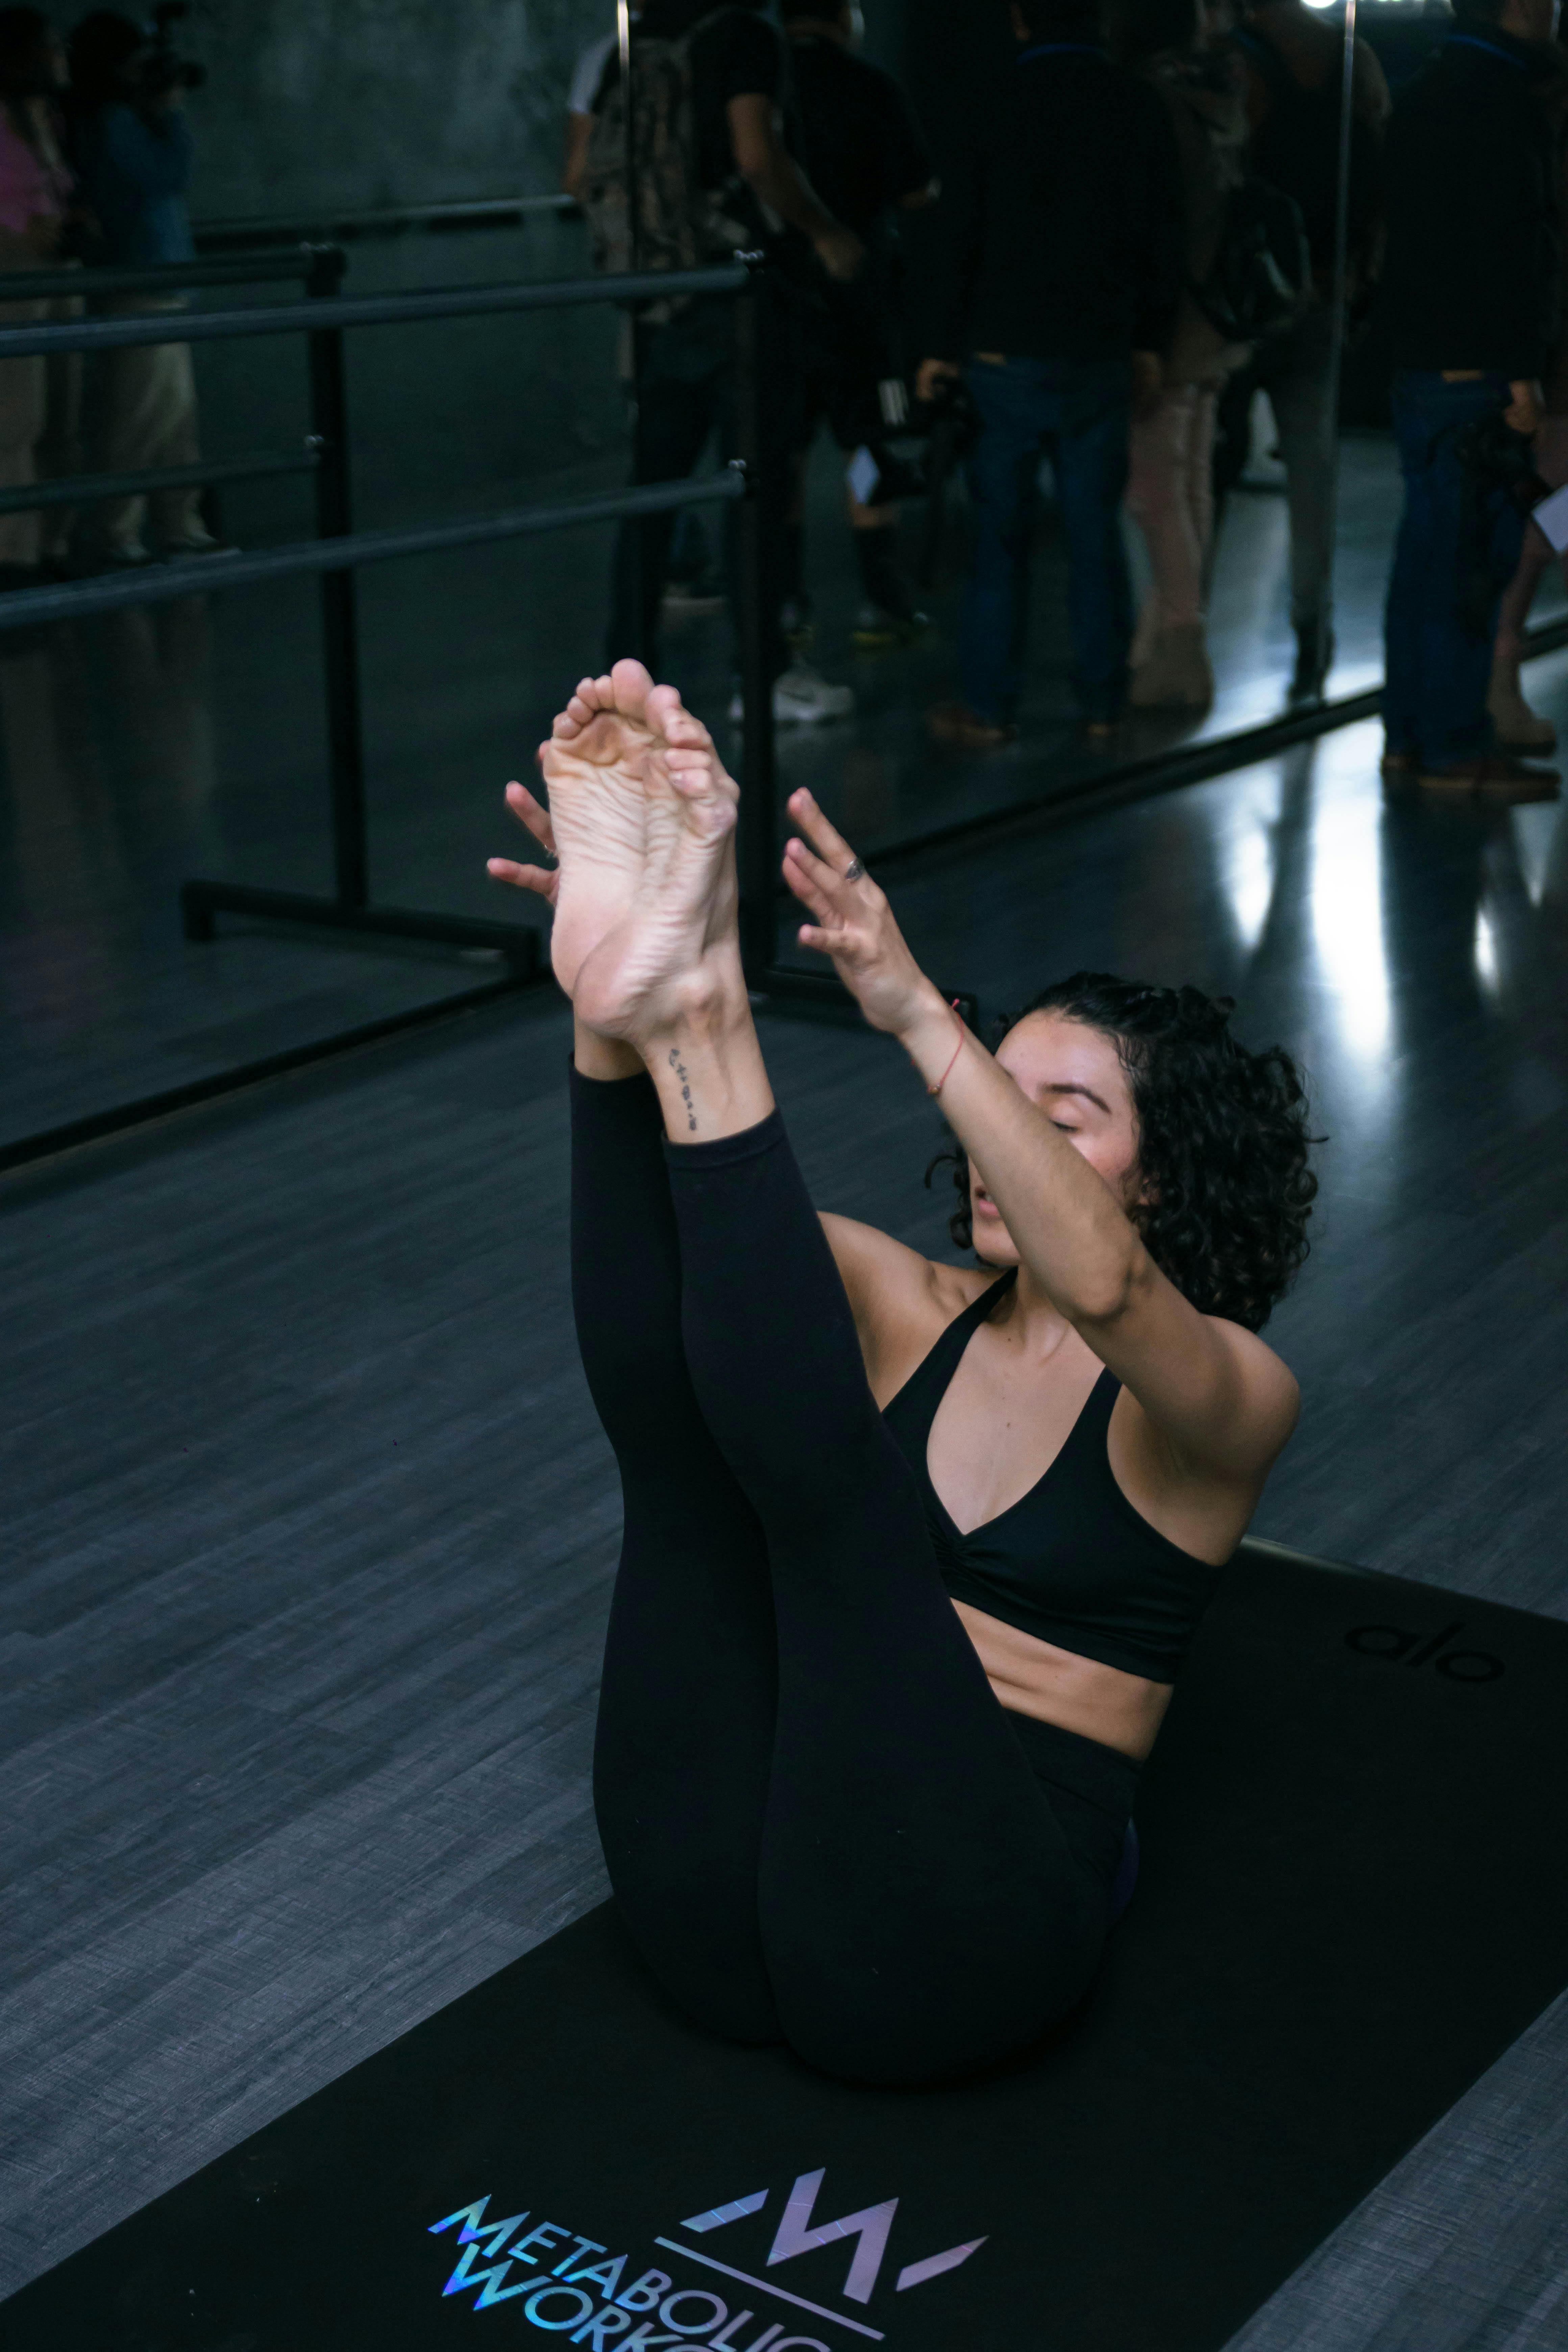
[{"left": 968, "top": 1010, "right": 1145, "bottom": 1263}]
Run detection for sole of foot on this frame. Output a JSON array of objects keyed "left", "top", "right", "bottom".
[{"left": 545, "top": 664, "right": 742, "bottom": 1039}]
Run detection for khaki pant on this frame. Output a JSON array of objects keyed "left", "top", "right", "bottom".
[
  {"left": 1126, "top": 379, "right": 1222, "bottom": 656},
  {"left": 0, "top": 289, "right": 84, "bottom": 567},
  {"left": 95, "top": 297, "right": 205, "bottom": 555}
]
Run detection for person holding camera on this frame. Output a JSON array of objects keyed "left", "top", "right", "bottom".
[
  {"left": 1380, "top": 0, "right": 1562, "bottom": 801},
  {"left": 0, "top": 7, "right": 79, "bottom": 584},
  {"left": 67, "top": 6, "right": 224, "bottom": 565}
]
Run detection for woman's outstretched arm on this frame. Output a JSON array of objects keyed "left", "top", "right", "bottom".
[{"left": 783, "top": 793, "right": 1298, "bottom": 1489}]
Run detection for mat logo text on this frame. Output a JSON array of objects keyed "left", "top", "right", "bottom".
[
  {"left": 429, "top": 2171, "right": 986, "bottom": 2349},
  {"left": 1344, "top": 1619, "right": 1505, "bottom": 1684}
]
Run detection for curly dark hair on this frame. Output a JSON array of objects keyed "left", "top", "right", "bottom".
[{"left": 926, "top": 973, "right": 1320, "bottom": 1331}]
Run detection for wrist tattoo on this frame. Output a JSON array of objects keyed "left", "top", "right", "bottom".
[{"left": 668, "top": 1047, "right": 697, "bottom": 1133}]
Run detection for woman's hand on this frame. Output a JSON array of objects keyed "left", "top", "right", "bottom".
[
  {"left": 783, "top": 787, "right": 944, "bottom": 1038},
  {"left": 486, "top": 773, "right": 558, "bottom": 904}
]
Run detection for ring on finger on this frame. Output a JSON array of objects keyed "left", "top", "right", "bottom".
[{"left": 843, "top": 857, "right": 865, "bottom": 883}]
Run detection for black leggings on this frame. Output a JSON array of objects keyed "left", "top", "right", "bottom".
[{"left": 574, "top": 1065, "right": 1136, "bottom": 2087}]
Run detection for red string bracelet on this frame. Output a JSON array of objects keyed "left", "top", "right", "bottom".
[{"left": 927, "top": 999, "right": 967, "bottom": 1098}]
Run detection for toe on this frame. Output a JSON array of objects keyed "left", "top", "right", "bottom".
[{"left": 610, "top": 658, "right": 655, "bottom": 722}]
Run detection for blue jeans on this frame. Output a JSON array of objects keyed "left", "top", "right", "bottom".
[
  {"left": 959, "top": 356, "right": 1134, "bottom": 726},
  {"left": 1383, "top": 370, "right": 1528, "bottom": 768}
]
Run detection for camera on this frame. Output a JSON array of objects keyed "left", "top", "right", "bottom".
[{"left": 140, "top": 1, "right": 206, "bottom": 97}]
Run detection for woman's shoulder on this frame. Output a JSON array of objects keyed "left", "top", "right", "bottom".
[
  {"left": 821, "top": 1217, "right": 996, "bottom": 1402},
  {"left": 821, "top": 1217, "right": 991, "bottom": 1346}
]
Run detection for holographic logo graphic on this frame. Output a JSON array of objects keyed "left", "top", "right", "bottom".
[{"left": 428, "top": 2168, "right": 986, "bottom": 2346}]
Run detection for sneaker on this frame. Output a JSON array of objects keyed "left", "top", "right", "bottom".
[
  {"left": 851, "top": 599, "right": 931, "bottom": 650},
  {"left": 1417, "top": 753, "right": 1560, "bottom": 804},
  {"left": 1289, "top": 615, "right": 1335, "bottom": 705},
  {"left": 163, "top": 536, "right": 240, "bottom": 561},
  {"left": 727, "top": 662, "right": 856, "bottom": 726},
  {"left": 927, "top": 700, "right": 1018, "bottom": 750}
]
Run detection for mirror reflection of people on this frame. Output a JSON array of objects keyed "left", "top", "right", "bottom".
[
  {"left": 561, "top": 8, "right": 638, "bottom": 202},
  {"left": 1489, "top": 5, "right": 1568, "bottom": 754},
  {"left": 919, "top": 0, "right": 1183, "bottom": 751},
  {"left": 1380, "top": 0, "right": 1562, "bottom": 802},
  {"left": 488, "top": 660, "right": 1313, "bottom": 2084},
  {"left": 779, "top": 0, "right": 936, "bottom": 651},
  {"left": 1116, "top": 0, "right": 1251, "bottom": 715},
  {"left": 593, "top": 0, "right": 866, "bottom": 725},
  {"left": 1221, "top": 0, "right": 1388, "bottom": 703},
  {"left": 0, "top": 7, "right": 76, "bottom": 587},
  {"left": 66, "top": 7, "right": 227, "bottom": 565}
]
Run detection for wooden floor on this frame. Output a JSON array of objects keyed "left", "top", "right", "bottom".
[{"left": 3, "top": 685, "right": 1567, "bottom": 2344}]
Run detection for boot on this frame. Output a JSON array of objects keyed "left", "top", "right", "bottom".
[
  {"left": 1288, "top": 613, "right": 1334, "bottom": 704},
  {"left": 1487, "top": 654, "right": 1557, "bottom": 751},
  {"left": 1129, "top": 622, "right": 1214, "bottom": 712}
]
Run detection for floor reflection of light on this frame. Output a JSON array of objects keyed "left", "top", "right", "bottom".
[
  {"left": 1474, "top": 907, "right": 1500, "bottom": 998},
  {"left": 1310, "top": 781, "right": 1390, "bottom": 1063},
  {"left": 1227, "top": 824, "right": 1274, "bottom": 953},
  {"left": 1509, "top": 805, "right": 1559, "bottom": 906}
]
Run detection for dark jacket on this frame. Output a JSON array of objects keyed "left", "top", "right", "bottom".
[
  {"left": 929, "top": 43, "right": 1182, "bottom": 364},
  {"left": 1382, "top": 29, "right": 1562, "bottom": 379}
]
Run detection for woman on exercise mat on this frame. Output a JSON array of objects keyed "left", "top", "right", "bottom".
[{"left": 489, "top": 660, "right": 1315, "bottom": 2088}]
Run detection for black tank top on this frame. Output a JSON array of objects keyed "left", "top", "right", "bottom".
[{"left": 881, "top": 1270, "right": 1226, "bottom": 1684}]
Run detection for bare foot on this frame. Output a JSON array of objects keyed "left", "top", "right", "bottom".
[
  {"left": 487, "top": 659, "right": 662, "bottom": 1003},
  {"left": 491, "top": 658, "right": 741, "bottom": 1038}
]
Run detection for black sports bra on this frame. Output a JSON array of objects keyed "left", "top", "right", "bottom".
[{"left": 881, "top": 1270, "right": 1227, "bottom": 1684}]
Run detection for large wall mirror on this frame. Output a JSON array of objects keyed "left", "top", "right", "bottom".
[{"left": 8, "top": 0, "right": 1557, "bottom": 1158}]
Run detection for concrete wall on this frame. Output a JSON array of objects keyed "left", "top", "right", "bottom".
[
  {"left": 148, "top": 0, "right": 910, "bottom": 226},
  {"left": 180, "top": 0, "right": 609, "bottom": 220},
  {"left": 67, "top": 3, "right": 917, "bottom": 530}
]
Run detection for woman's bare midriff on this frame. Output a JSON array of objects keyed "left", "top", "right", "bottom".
[{"left": 952, "top": 1599, "right": 1174, "bottom": 1763}]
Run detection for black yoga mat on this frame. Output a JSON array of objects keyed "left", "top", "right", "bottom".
[{"left": 9, "top": 1544, "right": 1568, "bottom": 2352}]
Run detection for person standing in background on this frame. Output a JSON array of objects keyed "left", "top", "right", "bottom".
[
  {"left": 1117, "top": 0, "right": 1250, "bottom": 714},
  {"left": 1223, "top": 0, "right": 1388, "bottom": 701},
  {"left": 920, "top": 0, "right": 1182, "bottom": 749},
  {"left": 67, "top": 7, "right": 225, "bottom": 566},
  {"left": 1488, "top": 13, "right": 1568, "bottom": 753},
  {"left": 0, "top": 8, "right": 76, "bottom": 587},
  {"left": 593, "top": 0, "right": 865, "bottom": 724},
  {"left": 563, "top": 8, "right": 724, "bottom": 615},
  {"left": 1380, "top": 0, "right": 1561, "bottom": 801},
  {"left": 562, "top": 14, "right": 630, "bottom": 202},
  {"left": 780, "top": 0, "right": 935, "bottom": 650}
]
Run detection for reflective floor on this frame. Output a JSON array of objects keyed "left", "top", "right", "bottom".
[
  {"left": 4, "top": 665, "right": 1567, "bottom": 2327},
  {"left": 11, "top": 379, "right": 1562, "bottom": 1151}
]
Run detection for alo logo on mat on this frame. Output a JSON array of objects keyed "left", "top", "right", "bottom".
[
  {"left": 1345, "top": 1617, "right": 1505, "bottom": 1684},
  {"left": 428, "top": 2167, "right": 986, "bottom": 2346}
]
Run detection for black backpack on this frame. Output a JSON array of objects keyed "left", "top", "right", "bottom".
[
  {"left": 580, "top": 7, "right": 756, "bottom": 315},
  {"left": 1189, "top": 169, "right": 1312, "bottom": 344}
]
